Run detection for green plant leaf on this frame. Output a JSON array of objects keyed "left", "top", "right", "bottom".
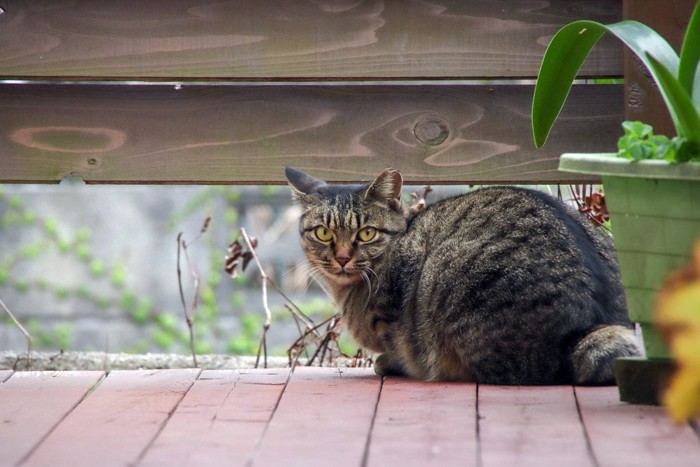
[
  {"left": 533, "top": 20, "right": 679, "bottom": 148},
  {"left": 646, "top": 52, "right": 700, "bottom": 144},
  {"left": 678, "top": 0, "right": 700, "bottom": 103},
  {"left": 532, "top": 20, "right": 606, "bottom": 148}
]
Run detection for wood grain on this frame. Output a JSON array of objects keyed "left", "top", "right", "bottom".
[
  {"left": 140, "top": 369, "right": 290, "bottom": 466},
  {"left": 576, "top": 386, "right": 700, "bottom": 467},
  {"left": 252, "top": 367, "right": 381, "bottom": 467},
  {"left": 0, "top": 371, "right": 104, "bottom": 466},
  {"left": 0, "top": 0, "right": 622, "bottom": 79},
  {"left": 623, "top": 0, "right": 695, "bottom": 137},
  {"left": 478, "top": 385, "right": 594, "bottom": 467},
  {"left": 23, "top": 369, "right": 200, "bottom": 467},
  {"left": 0, "top": 83, "right": 622, "bottom": 184},
  {"left": 367, "top": 377, "right": 478, "bottom": 466}
]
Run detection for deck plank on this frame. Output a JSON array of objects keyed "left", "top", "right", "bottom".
[
  {"left": 140, "top": 369, "right": 290, "bottom": 466},
  {"left": 0, "top": 371, "right": 104, "bottom": 466},
  {"left": 367, "top": 377, "right": 477, "bottom": 466},
  {"left": 576, "top": 386, "right": 700, "bottom": 467},
  {"left": 251, "top": 367, "right": 381, "bottom": 467},
  {"left": 23, "top": 369, "right": 200, "bottom": 467},
  {"left": 478, "top": 385, "right": 594, "bottom": 467}
]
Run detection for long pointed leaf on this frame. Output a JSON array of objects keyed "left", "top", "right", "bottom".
[
  {"left": 678, "top": 0, "right": 700, "bottom": 101},
  {"left": 533, "top": 20, "right": 679, "bottom": 147},
  {"left": 647, "top": 52, "right": 700, "bottom": 144},
  {"left": 532, "top": 20, "right": 606, "bottom": 148}
]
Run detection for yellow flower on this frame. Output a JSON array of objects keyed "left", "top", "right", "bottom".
[{"left": 656, "top": 240, "right": 700, "bottom": 423}]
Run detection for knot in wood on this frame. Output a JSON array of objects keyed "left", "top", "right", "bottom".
[{"left": 413, "top": 118, "right": 449, "bottom": 146}]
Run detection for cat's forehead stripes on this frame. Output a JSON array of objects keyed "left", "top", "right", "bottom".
[
  {"left": 299, "top": 193, "right": 366, "bottom": 232},
  {"left": 327, "top": 196, "right": 363, "bottom": 230}
]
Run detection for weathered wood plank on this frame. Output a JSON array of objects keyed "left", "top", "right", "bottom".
[
  {"left": 478, "top": 385, "right": 594, "bottom": 467},
  {"left": 251, "top": 367, "right": 381, "bottom": 467},
  {"left": 0, "top": 371, "right": 104, "bottom": 466},
  {"left": 140, "top": 369, "right": 289, "bottom": 466},
  {"left": 23, "top": 369, "right": 200, "bottom": 467},
  {"left": 367, "top": 377, "right": 477, "bottom": 466},
  {"left": 623, "top": 0, "right": 695, "bottom": 137},
  {"left": 0, "top": 0, "right": 622, "bottom": 79},
  {"left": 576, "top": 386, "right": 700, "bottom": 467},
  {"left": 0, "top": 83, "right": 621, "bottom": 184}
]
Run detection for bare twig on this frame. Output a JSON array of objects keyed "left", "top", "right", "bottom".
[
  {"left": 226, "top": 227, "right": 347, "bottom": 369},
  {"left": 238, "top": 228, "right": 272, "bottom": 368},
  {"left": 0, "top": 296, "right": 32, "bottom": 367},
  {"left": 176, "top": 216, "right": 211, "bottom": 368},
  {"left": 286, "top": 312, "right": 353, "bottom": 369}
]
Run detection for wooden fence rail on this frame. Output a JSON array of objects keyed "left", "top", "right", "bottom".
[{"left": 0, "top": 0, "right": 624, "bottom": 185}]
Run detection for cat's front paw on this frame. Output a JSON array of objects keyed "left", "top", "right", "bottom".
[{"left": 374, "top": 353, "right": 406, "bottom": 377}]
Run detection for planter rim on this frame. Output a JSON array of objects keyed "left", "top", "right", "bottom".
[{"left": 559, "top": 153, "right": 700, "bottom": 180}]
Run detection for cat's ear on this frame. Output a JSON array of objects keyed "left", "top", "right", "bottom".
[
  {"left": 285, "top": 166, "right": 326, "bottom": 203},
  {"left": 363, "top": 168, "right": 403, "bottom": 210}
]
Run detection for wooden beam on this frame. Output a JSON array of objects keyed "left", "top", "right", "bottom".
[
  {"left": 623, "top": 0, "right": 696, "bottom": 136},
  {"left": 0, "top": 83, "right": 622, "bottom": 184},
  {"left": 0, "top": 0, "right": 622, "bottom": 80}
]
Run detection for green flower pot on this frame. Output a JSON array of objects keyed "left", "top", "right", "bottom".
[{"left": 559, "top": 153, "right": 700, "bottom": 403}]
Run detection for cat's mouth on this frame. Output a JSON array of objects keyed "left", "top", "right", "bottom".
[{"left": 325, "top": 266, "right": 364, "bottom": 284}]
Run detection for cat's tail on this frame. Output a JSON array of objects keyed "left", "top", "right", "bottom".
[{"left": 568, "top": 325, "right": 642, "bottom": 385}]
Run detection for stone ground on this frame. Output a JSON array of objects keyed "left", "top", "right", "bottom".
[{"left": 0, "top": 351, "right": 320, "bottom": 371}]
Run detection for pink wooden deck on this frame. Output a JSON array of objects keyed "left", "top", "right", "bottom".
[{"left": 0, "top": 368, "right": 698, "bottom": 466}]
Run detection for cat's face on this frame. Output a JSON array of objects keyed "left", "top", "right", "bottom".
[{"left": 285, "top": 167, "right": 407, "bottom": 288}]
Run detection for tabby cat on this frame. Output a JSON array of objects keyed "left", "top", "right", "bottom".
[{"left": 285, "top": 167, "right": 641, "bottom": 385}]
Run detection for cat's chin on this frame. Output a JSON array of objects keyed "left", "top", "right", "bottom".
[{"left": 322, "top": 270, "right": 364, "bottom": 287}]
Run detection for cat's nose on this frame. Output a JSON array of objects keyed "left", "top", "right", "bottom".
[{"left": 335, "top": 247, "right": 352, "bottom": 267}]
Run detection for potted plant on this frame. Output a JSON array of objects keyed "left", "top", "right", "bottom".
[{"left": 531, "top": 1, "right": 700, "bottom": 404}]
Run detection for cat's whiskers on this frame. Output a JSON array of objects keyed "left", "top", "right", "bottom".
[
  {"left": 305, "top": 266, "right": 335, "bottom": 300},
  {"left": 360, "top": 271, "right": 373, "bottom": 311},
  {"left": 365, "top": 266, "right": 380, "bottom": 292},
  {"left": 282, "top": 259, "right": 314, "bottom": 277},
  {"left": 284, "top": 260, "right": 323, "bottom": 294}
]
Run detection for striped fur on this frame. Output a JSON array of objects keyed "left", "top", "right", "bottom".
[{"left": 286, "top": 167, "right": 642, "bottom": 385}]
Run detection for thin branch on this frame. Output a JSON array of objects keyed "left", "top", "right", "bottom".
[
  {"left": 180, "top": 238, "right": 199, "bottom": 368},
  {"left": 238, "top": 227, "right": 273, "bottom": 368},
  {"left": 176, "top": 216, "right": 210, "bottom": 369},
  {"left": 228, "top": 227, "right": 337, "bottom": 369},
  {"left": 0, "top": 296, "right": 32, "bottom": 367},
  {"left": 239, "top": 227, "right": 272, "bottom": 328}
]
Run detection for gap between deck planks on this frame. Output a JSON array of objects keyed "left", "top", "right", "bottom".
[{"left": 0, "top": 367, "right": 698, "bottom": 467}]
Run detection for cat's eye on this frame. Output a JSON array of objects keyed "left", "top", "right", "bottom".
[
  {"left": 315, "top": 226, "right": 333, "bottom": 242},
  {"left": 357, "top": 227, "right": 377, "bottom": 242}
]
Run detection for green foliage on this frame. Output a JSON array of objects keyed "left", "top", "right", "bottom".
[
  {"left": 0, "top": 269, "right": 9, "bottom": 286},
  {"left": 0, "top": 183, "right": 332, "bottom": 359},
  {"left": 26, "top": 319, "right": 73, "bottom": 350},
  {"left": 89, "top": 259, "right": 105, "bottom": 277},
  {"left": 43, "top": 218, "right": 59, "bottom": 237},
  {"left": 111, "top": 262, "right": 127, "bottom": 288},
  {"left": 227, "top": 313, "right": 263, "bottom": 355},
  {"left": 617, "top": 121, "right": 698, "bottom": 162},
  {"left": 532, "top": 2, "right": 700, "bottom": 159},
  {"left": 135, "top": 297, "right": 153, "bottom": 318}
]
